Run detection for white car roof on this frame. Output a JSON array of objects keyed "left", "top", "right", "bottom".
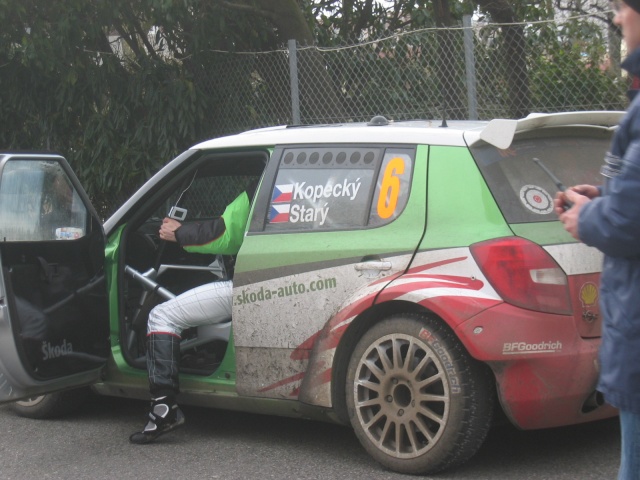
[
  {"left": 193, "top": 118, "right": 485, "bottom": 149},
  {"left": 193, "top": 111, "right": 624, "bottom": 151}
]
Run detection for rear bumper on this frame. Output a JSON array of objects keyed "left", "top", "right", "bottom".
[{"left": 456, "top": 303, "right": 617, "bottom": 429}]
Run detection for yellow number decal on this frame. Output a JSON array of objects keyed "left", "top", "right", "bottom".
[{"left": 377, "top": 157, "right": 405, "bottom": 219}]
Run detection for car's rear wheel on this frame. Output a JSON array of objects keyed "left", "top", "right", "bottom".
[
  {"left": 345, "top": 313, "right": 494, "bottom": 474},
  {"left": 10, "top": 388, "right": 90, "bottom": 419}
]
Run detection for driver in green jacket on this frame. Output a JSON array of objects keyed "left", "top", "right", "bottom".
[{"left": 130, "top": 180, "right": 256, "bottom": 444}]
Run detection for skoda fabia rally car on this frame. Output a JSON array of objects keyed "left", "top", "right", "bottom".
[{"left": 0, "top": 111, "right": 621, "bottom": 474}]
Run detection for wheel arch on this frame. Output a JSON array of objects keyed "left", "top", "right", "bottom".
[
  {"left": 298, "top": 295, "right": 498, "bottom": 423},
  {"left": 330, "top": 299, "right": 469, "bottom": 424},
  {"left": 338, "top": 309, "right": 498, "bottom": 474}
]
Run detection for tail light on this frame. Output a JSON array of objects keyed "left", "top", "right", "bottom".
[{"left": 470, "top": 237, "right": 572, "bottom": 315}]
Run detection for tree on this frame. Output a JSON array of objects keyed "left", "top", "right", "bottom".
[
  {"left": 0, "top": 0, "right": 279, "bottom": 215},
  {"left": 214, "top": 0, "right": 346, "bottom": 122},
  {"left": 473, "top": 0, "right": 532, "bottom": 118},
  {"left": 0, "top": 0, "right": 625, "bottom": 215},
  {"left": 552, "top": 0, "right": 622, "bottom": 74}
]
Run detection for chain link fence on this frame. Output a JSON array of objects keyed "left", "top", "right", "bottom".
[{"left": 198, "top": 13, "right": 628, "bottom": 139}]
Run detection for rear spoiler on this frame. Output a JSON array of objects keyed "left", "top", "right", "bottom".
[{"left": 469, "top": 111, "right": 625, "bottom": 150}]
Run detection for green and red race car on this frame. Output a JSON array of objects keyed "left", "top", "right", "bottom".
[{"left": 0, "top": 112, "right": 620, "bottom": 474}]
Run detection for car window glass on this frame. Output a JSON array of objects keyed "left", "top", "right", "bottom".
[
  {"left": 126, "top": 154, "right": 265, "bottom": 276},
  {"left": 0, "top": 159, "right": 88, "bottom": 241},
  {"left": 154, "top": 174, "right": 257, "bottom": 222},
  {"left": 368, "top": 149, "right": 414, "bottom": 227},
  {"left": 470, "top": 128, "right": 612, "bottom": 223},
  {"left": 266, "top": 146, "right": 414, "bottom": 232}
]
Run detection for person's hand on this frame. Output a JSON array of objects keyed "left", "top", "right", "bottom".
[
  {"left": 556, "top": 189, "right": 592, "bottom": 241},
  {"left": 554, "top": 184, "right": 599, "bottom": 216},
  {"left": 568, "top": 184, "right": 600, "bottom": 199},
  {"left": 158, "top": 217, "right": 182, "bottom": 242},
  {"left": 553, "top": 190, "right": 569, "bottom": 216}
]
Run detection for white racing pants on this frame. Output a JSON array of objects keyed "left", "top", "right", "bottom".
[{"left": 147, "top": 280, "right": 232, "bottom": 337}]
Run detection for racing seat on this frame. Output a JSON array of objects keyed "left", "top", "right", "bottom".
[
  {"left": 125, "top": 254, "right": 234, "bottom": 356},
  {"left": 180, "top": 320, "right": 231, "bottom": 352}
]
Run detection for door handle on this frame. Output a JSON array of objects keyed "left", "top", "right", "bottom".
[{"left": 354, "top": 261, "right": 392, "bottom": 272}]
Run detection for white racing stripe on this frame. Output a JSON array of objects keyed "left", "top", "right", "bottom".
[
  {"left": 394, "top": 287, "right": 501, "bottom": 302},
  {"left": 544, "top": 243, "right": 603, "bottom": 275}
]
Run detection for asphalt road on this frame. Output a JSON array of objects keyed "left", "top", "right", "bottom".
[{"left": 0, "top": 393, "right": 620, "bottom": 480}]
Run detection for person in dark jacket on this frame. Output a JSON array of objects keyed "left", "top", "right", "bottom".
[
  {"left": 130, "top": 181, "right": 256, "bottom": 444},
  {"left": 555, "top": 2, "right": 640, "bottom": 478}
]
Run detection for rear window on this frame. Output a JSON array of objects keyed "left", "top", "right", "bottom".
[{"left": 469, "top": 127, "right": 613, "bottom": 223}]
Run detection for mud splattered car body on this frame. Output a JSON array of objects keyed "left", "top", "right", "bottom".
[{"left": 0, "top": 112, "right": 621, "bottom": 474}]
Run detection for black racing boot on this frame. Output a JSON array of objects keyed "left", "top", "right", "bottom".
[
  {"left": 129, "top": 395, "right": 185, "bottom": 444},
  {"left": 130, "top": 333, "right": 184, "bottom": 444}
]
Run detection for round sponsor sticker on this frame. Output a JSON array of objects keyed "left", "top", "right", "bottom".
[{"left": 519, "top": 185, "right": 553, "bottom": 214}]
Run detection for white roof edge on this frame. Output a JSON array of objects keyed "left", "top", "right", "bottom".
[{"left": 474, "top": 111, "right": 625, "bottom": 150}]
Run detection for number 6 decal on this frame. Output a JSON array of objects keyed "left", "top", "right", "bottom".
[{"left": 377, "top": 157, "right": 405, "bottom": 219}]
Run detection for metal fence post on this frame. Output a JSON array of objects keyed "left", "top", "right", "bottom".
[
  {"left": 288, "top": 39, "right": 301, "bottom": 125},
  {"left": 463, "top": 15, "right": 478, "bottom": 121}
]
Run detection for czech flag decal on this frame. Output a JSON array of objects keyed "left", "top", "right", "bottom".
[
  {"left": 270, "top": 204, "right": 291, "bottom": 223},
  {"left": 272, "top": 184, "right": 293, "bottom": 203}
]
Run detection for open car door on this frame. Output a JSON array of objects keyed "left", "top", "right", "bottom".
[{"left": 0, "top": 153, "right": 109, "bottom": 403}]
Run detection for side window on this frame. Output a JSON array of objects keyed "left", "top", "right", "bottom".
[
  {"left": 0, "top": 159, "right": 88, "bottom": 241},
  {"left": 126, "top": 153, "right": 265, "bottom": 274},
  {"left": 369, "top": 150, "right": 414, "bottom": 227},
  {"left": 153, "top": 174, "right": 256, "bottom": 222},
  {"left": 265, "top": 146, "right": 414, "bottom": 232}
]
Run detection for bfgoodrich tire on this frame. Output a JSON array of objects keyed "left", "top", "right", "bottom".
[
  {"left": 10, "top": 388, "right": 90, "bottom": 419},
  {"left": 346, "top": 313, "right": 494, "bottom": 474}
]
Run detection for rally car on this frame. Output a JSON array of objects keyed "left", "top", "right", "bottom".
[{"left": 0, "top": 111, "right": 621, "bottom": 474}]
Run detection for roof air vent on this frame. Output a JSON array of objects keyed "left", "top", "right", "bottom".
[{"left": 368, "top": 115, "right": 389, "bottom": 126}]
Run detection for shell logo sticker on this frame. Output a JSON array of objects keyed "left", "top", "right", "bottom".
[
  {"left": 579, "top": 282, "right": 599, "bottom": 308},
  {"left": 519, "top": 185, "right": 553, "bottom": 214},
  {"left": 579, "top": 282, "right": 599, "bottom": 323}
]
